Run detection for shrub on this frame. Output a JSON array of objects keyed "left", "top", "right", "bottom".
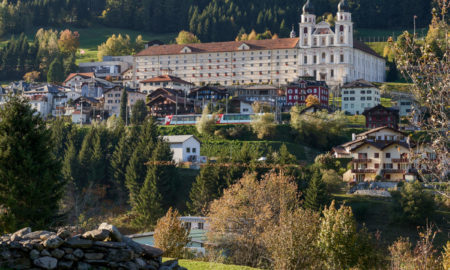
[
  {"left": 250, "top": 113, "right": 276, "bottom": 139},
  {"left": 196, "top": 107, "right": 216, "bottom": 135},
  {"left": 153, "top": 208, "right": 190, "bottom": 258}
]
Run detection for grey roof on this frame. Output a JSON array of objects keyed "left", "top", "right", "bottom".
[
  {"left": 162, "top": 135, "right": 200, "bottom": 144},
  {"left": 342, "top": 79, "right": 376, "bottom": 88}
]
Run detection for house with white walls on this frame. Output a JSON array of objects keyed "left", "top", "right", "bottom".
[{"left": 162, "top": 135, "right": 201, "bottom": 163}]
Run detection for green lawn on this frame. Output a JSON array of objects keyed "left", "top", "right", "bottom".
[
  {"left": 366, "top": 42, "right": 387, "bottom": 57},
  {"left": 345, "top": 115, "right": 365, "bottom": 126},
  {"left": 355, "top": 28, "right": 427, "bottom": 39},
  {"left": 373, "top": 82, "right": 413, "bottom": 94},
  {"left": 178, "top": 260, "right": 260, "bottom": 270}
]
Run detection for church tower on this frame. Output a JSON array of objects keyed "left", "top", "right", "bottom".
[
  {"left": 299, "top": 0, "right": 315, "bottom": 48},
  {"left": 335, "top": 0, "right": 353, "bottom": 47}
]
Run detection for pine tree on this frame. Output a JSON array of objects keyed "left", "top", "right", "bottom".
[
  {"left": 151, "top": 141, "right": 177, "bottom": 210},
  {"left": 0, "top": 95, "right": 64, "bottom": 231},
  {"left": 132, "top": 164, "right": 164, "bottom": 229},
  {"left": 187, "top": 163, "right": 222, "bottom": 215},
  {"left": 119, "top": 88, "right": 128, "bottom": 124},
  {"left": 304, "top": 169, "right": 330, "bottom": 211},
  {"left": 111, "top": 131, "right": 133, "bottom": 205},
  {"left": 130, "top": 99, "right": 148, "bottom": 125},
  {"left": 47, "top": 57, "right": 64, "bottom": 83}
]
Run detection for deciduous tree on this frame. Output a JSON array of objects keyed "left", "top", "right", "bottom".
[
  {"left": 154, "top": 208, "right": 190, "bottom": 258},
  {"left": 175, "top": 30, "right": 200, "bottom": 44}
]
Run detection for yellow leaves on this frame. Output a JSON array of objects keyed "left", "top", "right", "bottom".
[
  {"left": 175, "top": 30, "right": 201, "bottom": 45},
  {"left": 58, "top": 29, "right": 80, "bottom": 55}
]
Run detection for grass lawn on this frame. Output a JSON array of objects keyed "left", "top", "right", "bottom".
[
  {"left": 355, "top": 28, "right": 427, "bottom": 39},
  {"left": 373, "top": 82, "right": 414, "bottom": 94},
  {"left": 366, "top": 42, "right": 387, "bottom": 57},
  {"left": 177, "top": 260, "right": 260, "bottom": 270},
  {"left": 345, "top": 115, "right": 365, "bottom": 127}
]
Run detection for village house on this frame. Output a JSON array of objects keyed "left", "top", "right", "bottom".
[
  {"left": 285, "top": 76, "right": 329, "bottom": 107},
  {"left": 188, "top": 85, "right": 228, "bottom": 102},
  {"left": 103, "top": 86, "right": 147, "bottom": 117},
  {"left": 331, "top": 126, "right": 429, "bottom": 182},
  {"left": 162, "top": 135, "right": 202, "bottom": 163},
  {"left": 78, "top": 55, "right": 133, "bottom": 82},
  {"left": 363, "top": 104, "right": 399, "bottom": 129},
  {"left": 147, "top": 88, "right": 196, "bottom": 117},
  {"left": 139, "top": 74, "right": 194, "bottom": 94},
  {"left": 341, "top": 79, "right": 381, "bottom": 115}
]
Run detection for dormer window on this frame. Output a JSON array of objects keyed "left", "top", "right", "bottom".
[
  {"left": 181, "top": 46, "right": 192, "bottom": 53},
  {"left": 238, "top": 43, "right": 250, "bottom": 50}
]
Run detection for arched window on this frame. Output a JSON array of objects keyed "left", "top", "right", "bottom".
[
  {"left": 304, "top": 27, "right": 308, "bottom": 34},
  {"left": 340, "top": 25, "right": 344, "bottom": 32}
]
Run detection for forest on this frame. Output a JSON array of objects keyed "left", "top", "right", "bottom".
[{"left": 0, "top": 0, "right": 433, "bottom": 42}]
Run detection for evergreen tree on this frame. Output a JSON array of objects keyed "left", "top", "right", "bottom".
[
  {"left": 119, "top": 88, "right": 128, "bottom": 124},
  {"left": 131, "top": 99, "right": 148, "bottom": 125},
  {"left": 125, "top": 118, "right": 159, "bottom": 205},
  {"left": 110, "top": 131, "right": 133, "bottom": 205},
  {"left": 0, "top": 95, "right": 64, "bottom": 231},
  {"left": 187, "top": 163, "right": 223, "bottom": 215},
  {"left": 47, "top": 57, "right": 64, "bottom": 83},
  {"left": 304, "top": 169, "right": 330, "bottom": 211}
]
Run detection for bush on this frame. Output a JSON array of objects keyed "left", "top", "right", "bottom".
[
  {"left": 250, "top": 113, "right": 276, "bottom": 139},
  {"left": 391, "top": 181, "right": 435, "bottom": 225},
  {"left": 154, "top": 208, "right": 190, "bottom": 258}
]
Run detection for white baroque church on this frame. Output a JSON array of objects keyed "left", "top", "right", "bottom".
[{"left": 133, "top": 0, "right": 385, "bottom": 89}]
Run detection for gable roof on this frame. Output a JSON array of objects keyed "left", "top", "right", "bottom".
[
  {"left": 362, "top": 104, "right": 399, "bottom": 116},
  {"left": 351, "top": 140, "right": 411, "bottom": 152},
  {"left": 356, "top": 126, "right": 406, "bottom": 137},
  {"left": 64, "top": 72, "right": 95, "bottom": 84},
  {"left": 342, "top": 79, "right": 376, "bottom": 88},
  {"left": 140, "top": 75, "right": 194, "bottom": 85},
  {"left": 353, "top": 40, "right": 384, "bottom": 59},
  {"left": 136, "top": 38, "right": 299, "bottom": 56},
  {"left": 162, "top": 135, "right": 200, "bottom": 144}
]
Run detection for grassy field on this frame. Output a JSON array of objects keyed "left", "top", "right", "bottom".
[
  {"left": 177, "top": 260, "right": 260, "bottom": 270},
  {"left": 366, "top": 42, "right": 387, "bottom": 57},
  {"left": 355, "top": 28, "right": 427, "bottom": 40}
]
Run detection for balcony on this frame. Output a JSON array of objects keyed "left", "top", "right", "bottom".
[
  {"left": 351, "top": 169, "right": 376, "bottom": 174},
  {"left": 353, "top": 158, "right": 372, "bottom": 163},
  {"left": 392, "top": 158, "right": 409, "bottom": 163},
  {"left": 382, "top": 169, "right": 406, "bottom": 174}
]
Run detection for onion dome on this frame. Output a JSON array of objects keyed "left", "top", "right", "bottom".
[
  {"left": 302, "top": 0, "right": 314, "bottom": 14},
  {"left": 338, "top": 0, "right": 350, "bottom": 12}
]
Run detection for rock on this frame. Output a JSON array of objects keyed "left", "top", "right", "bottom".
[
  {"left": 98, "top": 223, "right": 122, "bottom": 242},
  {"left": 43, "top": 235, "right": 64, "bottom": 249},
  {"left": 22, "top": 231, "right": 52, "bottom": 240},
  {"left": 162, "top": 259, "right": 179, "bottom": 268},
  {"left": 94, "top": 241, "right": 127, "bottom": 249},
  {"left": 39, "top": 232, "right": 56, "bottom": 241},
  {"left": 84, "top": 252, "right": 104, "bottom": 260},
  {"left": 106, "top": 248, "right": 134, "bottom": 262},
  {"left": 62, "top": 247, "right": 73, "bottom": 254},
  {"left": 123, "top": 237, "right": 144, "bottom": 255},
  {"left": 12, "top": 227, "right": 32, "bottom": 238},
  {"left": 29, "top": 249, "right": 40, "bottom": 260},
  {"left": 73, "top": 248, "right": 84, "bottom": 259},
  {"left": 147, "top": 259, "right": 160, "bottom": 270},
  {"left": 65, "top": 237, "right": 93, "bottom": 248},
  {"left": 123, "top": 261, "right": 138, "bottom": 270},
  {"left": 135, "top": 257, "right": 146, "bottom": 268},
  {"left": 9, "top": 241, "right": 21, "bottom": 249},
  {"left": 140, "top": 244, "right": 163, "bottom": 258},
  {"left": 33, "top": 256, "right": 57, "bottom": 269},
  {"left": 82, "top": 229, "right": 110, "bottom": 241},
  {"left": 11, "top": 234, "right": 23, "bottom": 242},
  {"left": 0, "top": 250, "right": 11, "bottom": 260},
  {"left": 63, "top": 253, "right": 77, "bottom": 261},
  {"left": 77, "top": 262, "right": 92, "bottom": 270},
  {"left": 50, "top": 248, "right": 65, "bottom": 259},
  {"left": 41, "top": 249, "right": 51, "bottom": 256},
  {"left": 56, "top": 228, "right": 71, "bottom": 240},
  {"left": 58, "top": 260, "right": 74, "bottom": 269},
  {"left": 10, "top": 257, "right": 31, "bottom": 269}
]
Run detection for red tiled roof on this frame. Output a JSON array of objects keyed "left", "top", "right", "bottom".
[
  {"left": 136, "top": 38, "right": 299, "bottom": 56},
  {"left": 140, "top": 75, "right": 194, "bottom": 85},
  {"left": 64, "top": 72, "right": 95, "bottom": 84}
]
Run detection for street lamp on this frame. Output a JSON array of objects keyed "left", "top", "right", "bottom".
[{"left": 413, "top": 15, "right": 418, "bottom": 38}]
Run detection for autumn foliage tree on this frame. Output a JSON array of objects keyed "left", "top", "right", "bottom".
[
  {"left": 305, "top": 95, "right": 320, "bottom": 107},
  {"left": 58, "top": 29, "right": 80, "bottom": 55},
  {"left": 154, "top": 208, "right": 190, "bottom": 258},
  {"left": 175, "top": 30, "right": 200, "bottom": 44}
]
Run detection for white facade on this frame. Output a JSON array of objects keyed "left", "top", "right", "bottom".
[
  {"left": 341, "top": 79, "right": 381, "bottom": 115},
  {"left": 392, "top": 97, "right": 415, "bottom": 117},
  {"left": 133, "top": 1, "right": 385, "bottom": 89},
  {"left": 103, "top": 87, "right": 147, "bottom": 116},
  {"left": 162, "top": 135, "right": 201, "bottom": 163}
]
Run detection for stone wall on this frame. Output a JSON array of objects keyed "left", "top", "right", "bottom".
[{"left": 0, "top": 223, "right": 186, "bottom": 270}]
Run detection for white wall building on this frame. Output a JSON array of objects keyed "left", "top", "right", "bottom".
[
  {"left": 139, "top": 74, "right": 194, "bottom": 94},
  {"left": 162, "top": 135, "right": 201, "bottom": 163},
  {"left": 341, "top": 79, "right": 381, "bottom": 115},
  {"left": 133, "top": 0, "right": 385, "bottom": 89}
]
